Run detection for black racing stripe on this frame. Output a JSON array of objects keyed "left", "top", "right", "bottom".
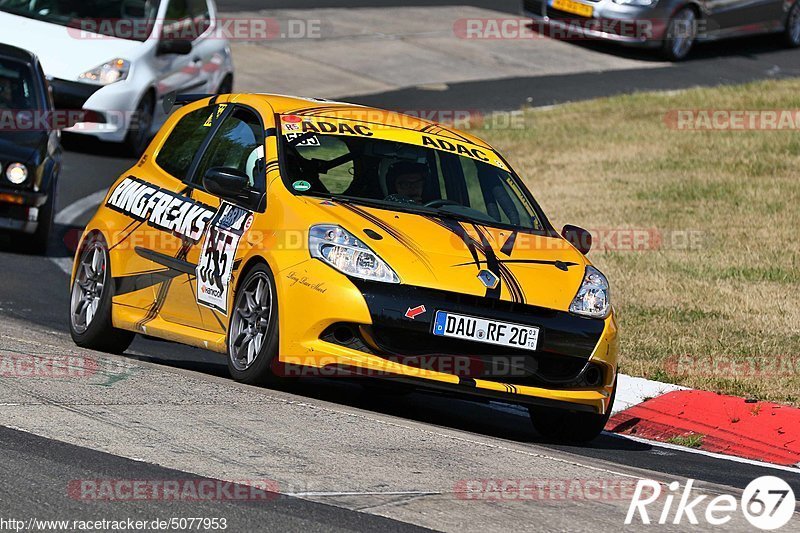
[
  {"left": 422, "top": 215, "right": 482, "bottom": 270},
  {"left": 135, "top": 247, "right": 196, "bottom": 274},
  {"left": 500, "top": 231, "right": 517, "bottom": 256},
  {"left": 108, "top": 220, "right": 146, "bottom": 251},
  {"left": 452, "top": 258, "right": 579, "bottom": 269},
  {"left": 135, "top": 241, "right": 193, "bottom": 330},
  {"left": 472, "top": 225, "right": 502, "bottom": 300},
  {"left": 114, "top": 269, "right": 183, "bottom": 296},
  {"left": 338, "top": 203, "right": 435, "bottom": 274}
]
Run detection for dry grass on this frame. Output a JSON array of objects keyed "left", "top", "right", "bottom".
[{"left": 473, "top": 79, "right": 800, "bottom": 405}]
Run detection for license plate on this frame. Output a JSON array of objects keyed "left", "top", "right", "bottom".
[
  {"left": 432, "top": 311, "right": 539, "bottom": 352},
  {"left": 550, "top": 0, "right": 593, "bottom": 17}
]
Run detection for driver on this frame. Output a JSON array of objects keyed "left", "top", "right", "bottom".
[{"left": 386, "top": 161, "right": 429, "bottom": 204}]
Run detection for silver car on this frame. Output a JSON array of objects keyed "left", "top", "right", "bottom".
[{"left": 523, "top": 0, "right": 800, "bottom": 60}]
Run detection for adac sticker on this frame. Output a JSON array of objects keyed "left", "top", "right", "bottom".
[{"left": 293, "top": 180, "right": 311, "bottom": 192}]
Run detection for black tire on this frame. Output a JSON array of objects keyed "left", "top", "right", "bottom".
[
  {"left": 122, "top": 92, "right": 155, "bottom": 157},
  {"left": 784, "top": 1, "right": 800, "bottom": 48},
  {"left": 27, "top": 180, "right": 55, "bottom": 255},
  {"left": 528, "top": 374, "right": 617, "bottom": 443},
  {"left": 227, "top": 264, "right": 280, "bottom": 385},
  {"left": 661, "top": 7, "right": 698, "bottom": 61},
  {"left": 69, "top": 234, "right": 135, "bottom": 353},
  {"left": 216, "top": 74, "right": 234, "bottom": 95}
]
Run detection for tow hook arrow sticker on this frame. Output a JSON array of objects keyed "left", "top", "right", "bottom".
[{"left": 405, "top": 305, "right": 427, "bottom": 320}]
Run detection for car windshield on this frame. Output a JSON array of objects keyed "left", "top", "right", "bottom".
[
  {"left": 0, "top": 58, "right": 38, "bottom": 110},
  {"left": 0, "top": 0, "right": 161, "bottom": 42},
  {"left": 279, "top": 116, "right": 547, "bottom": 232}
]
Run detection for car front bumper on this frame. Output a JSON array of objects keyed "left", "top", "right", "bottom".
[
  {"left": 0, "top": 189, "right": 48, "bottom": 234},
  {"left": 277, "top": 260, "right": 619, "bottom": 415},
  {"left": 51, "top": 78, "right": 143, "bottom": 143},
  {"left": 523, "top": 0, "right": 673, "bottom": 45}
]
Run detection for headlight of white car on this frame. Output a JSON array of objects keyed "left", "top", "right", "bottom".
[
  {"left": 569, "top": 266, "right": 611, "bottom": 319},
  {"left": 309, "top": 225, "right": 400, "bottom": 283},
  {"left": 79, "top": 59, "right": 131, "bottom": 85},
  {"left": 612, "top": 0, "right": 659, "bottom": 5},
  {"left": 6, "top": 162, "right": 28, "bottom": 185}
]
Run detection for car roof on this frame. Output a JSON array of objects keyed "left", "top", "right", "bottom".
[
  {"left": 243, "top": 93, "right": 495, "bottom": 150},
  {"left": 0, "top": 43, "right": 38, "bottom": 64}
]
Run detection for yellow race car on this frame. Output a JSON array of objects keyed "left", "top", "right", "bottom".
[{"left": 69, "top": 93, "right": 618, "bottom": 442}]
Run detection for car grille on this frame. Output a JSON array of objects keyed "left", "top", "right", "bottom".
[{"left": 546, "top": 9, "right": 593, "bottom": 22}]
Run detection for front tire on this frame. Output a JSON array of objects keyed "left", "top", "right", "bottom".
[
  {"left": 661, "top": 7, "right": 698, "bottom": 61},
  {"left": 528, "top": 374, "right": 617, "bottom": 443},
  {"left": 227, "top": 264, "right": 280, "bottom": 385},
  {"left": 69, "top": 234, "right": 135, "bottom": 353},
  {"left": 123, "top": 92, "right": 155, "bottom": 157},
  {"left": 784, "top": 1, "right": 800, "bottom": 48}
]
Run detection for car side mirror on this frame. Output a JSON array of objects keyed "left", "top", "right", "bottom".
[
  {"left": 203, "top": 167, "right": 250, "bottom": 202},
  {"left": 156, "top": 39, "right": 193, "bottom": 56},
  {"left": 562, "top": 224, "right": 592, "bottom": 255}
]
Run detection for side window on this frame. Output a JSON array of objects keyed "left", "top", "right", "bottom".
[
  {"left": 193, "top": 107, "right": 265, "bottom": 190},
  {"left": 155, "top": 105, "right": 216, "bottom": 181},
  {"left": 188, "top": 0, "right": 211, "bottom": 36}
]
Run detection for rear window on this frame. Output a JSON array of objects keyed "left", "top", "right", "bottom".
[{"left": 156, "top": 105, "right": 216, "bottom": 180}]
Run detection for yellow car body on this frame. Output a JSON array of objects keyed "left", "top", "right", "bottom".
[{"left": 71, "top": 93, "right": 618, "bottom": 422}]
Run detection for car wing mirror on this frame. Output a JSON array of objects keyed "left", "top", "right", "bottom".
[
  {"left": 562, "top": 224, "right": 592, "bottom": 255},
  {"left": 156, "top": 39, "right": 193, "bottom": 56},
  {"left": 203, "top": 167, "right": 250, "bottom": 202}
]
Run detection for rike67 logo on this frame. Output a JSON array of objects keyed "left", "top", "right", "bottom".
[{"left": 626, "top": 476, "right": 796, "bottom": 530}]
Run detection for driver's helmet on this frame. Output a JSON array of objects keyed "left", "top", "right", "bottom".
[{"left": 385, "top": 161, "right": 430, "bottom": 203}]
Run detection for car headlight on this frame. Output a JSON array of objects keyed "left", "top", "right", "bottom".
[
  {"left": 309, "top": 225, "right": 400, "bottom": 283},
  {"left": 612, "top": 0, "right": 658, "bottom": 5},
  {"left": 6, "top": 162, "right": 28, "bottom": 185},
  {"left": 79, "top": 59, "right": 131, "bottom": 85},
  {"left": 569, "top": 266, "right": 611, "bottom": 319}
]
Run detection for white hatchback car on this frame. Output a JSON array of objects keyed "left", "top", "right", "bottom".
[{"left": 0, "top": 0, "right": 234, "bottom": 155}]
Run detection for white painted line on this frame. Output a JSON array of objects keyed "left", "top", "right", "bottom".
[
  {"left": 50, "top": 257, "right": 73, "bottom": 276},
  {"left": 54, "top": 189, "right": 107, "bottom": 225},
  {"left": 51, "top": 189, "right": 108, "bottom": 276}
]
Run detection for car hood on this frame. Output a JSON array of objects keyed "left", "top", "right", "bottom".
[
  {"left": 0, "top": 130, "right": 47, "bottom": 164},
  {"left": 308, "top": 199, "right": 588, "bottom": 312},
  {"left": 0, "top": 12, "right": 145, "bottom": 81}
]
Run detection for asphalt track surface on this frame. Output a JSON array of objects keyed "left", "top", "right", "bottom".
[{"left": 1, "top": 2, "right": 800, "bottom": 531}]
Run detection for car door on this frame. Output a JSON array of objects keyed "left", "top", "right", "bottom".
[
  {"left": 703, "top": 0, "right": 784, "bottom": 35},
  {"left": 153, "top": 0, "right": 209, "bottom": 97},
  {"left": 158, "top": 103, "right": 267, "bottom": 332}
]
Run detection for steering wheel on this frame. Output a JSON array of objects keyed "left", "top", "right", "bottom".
[{"left": 424, "top": 199, "right": 461, "bottom": 209}]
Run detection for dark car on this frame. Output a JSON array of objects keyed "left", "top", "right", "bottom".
[
  {"left": 0, "top": 43, "right": 61, "bottom": 253},
  {"left": 523, "top": 0, "right": 800, "bottom": 60}
]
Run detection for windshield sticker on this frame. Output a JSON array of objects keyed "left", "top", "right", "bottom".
[
  {"left": 285, "top": 132, "right": 320, "bottom": 147},
  {"left": 196, "top": 202, "right": 253, "bottom": 315},
  {"left": 280, "top": 115, "right": 505, "bottom": 169},
  {"left": 292, "top": 180, "right": 312, "bottom": 192}
]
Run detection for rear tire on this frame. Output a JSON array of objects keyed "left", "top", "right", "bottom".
[
  {"left": 69, "top": 234, "right": 135, "bottom": 353},
  {"left": 528, "top": 374, "right": 617, "bottom": 443},
  {"left": 784, "top": 1, "right": 800, "bottom": 48},
  {"left": 227, "top": 264, "right": 280, "bottom": 385},
  {"left": 661, "top": 7, "right": 697, "bottom": 61}
]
